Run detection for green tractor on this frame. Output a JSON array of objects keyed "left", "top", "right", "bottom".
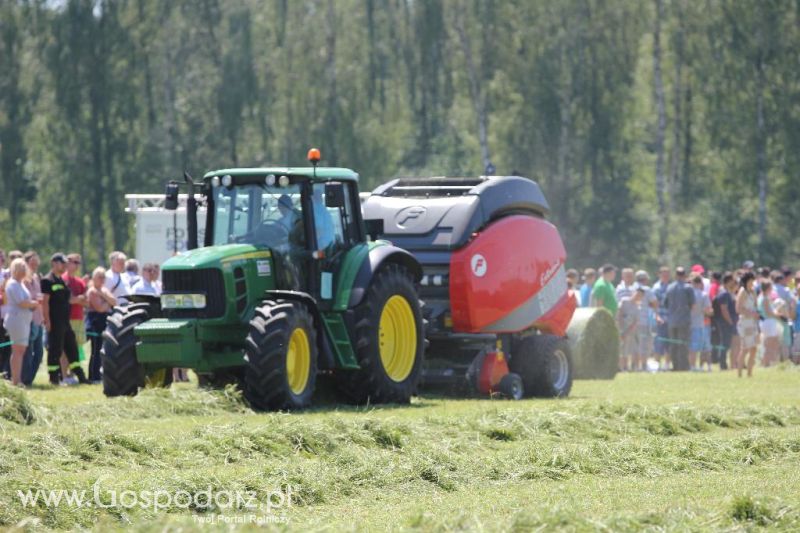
[{"left": 101, "top": 149, "right": 425, "bottom": 409}]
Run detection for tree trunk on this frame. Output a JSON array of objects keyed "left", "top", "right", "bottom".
[
  {"left": 653, "top": 0, "right": 668, "bottom": 263},
  {"left": 454, "top": 5, "right": 491, "bottom": 171},
  {"left": 669, "top": 0, "right": 684, "bottom": 202},
  {"left": 755, "top": 52, "right": 767, "bottom": 256}
]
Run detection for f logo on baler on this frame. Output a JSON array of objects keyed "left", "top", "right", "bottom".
[
  {"left": 471, "top": 254, "right": 487, "bottom": 277},
  {"left": 395, "top": 206, "right": 427, "bottom": 229}
]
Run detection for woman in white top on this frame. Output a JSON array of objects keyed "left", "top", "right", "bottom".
[{"left": 3, "top": 259, "right": 40, "bottom": 386}]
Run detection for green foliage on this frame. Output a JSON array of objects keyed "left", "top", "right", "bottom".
[{"left": 0, "top": 0, "right": 799, "bottom": 268}]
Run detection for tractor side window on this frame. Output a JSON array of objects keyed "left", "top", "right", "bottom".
[{"left": 312, "top": 183, "right": 342, "bottom": 251}]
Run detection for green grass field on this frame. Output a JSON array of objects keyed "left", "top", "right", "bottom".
[{"left": 2, "top": 367, "right": 799, "bottom": 531}]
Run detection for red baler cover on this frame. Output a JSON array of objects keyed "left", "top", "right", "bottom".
[{"left": 449, "top": 215, "right": 576, "bottom": 336}]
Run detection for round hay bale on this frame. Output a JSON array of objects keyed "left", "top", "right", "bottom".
[{"left": 566, "top": 307, "right": 619, "bottom": 380}]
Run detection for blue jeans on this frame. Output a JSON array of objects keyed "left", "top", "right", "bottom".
[{"left": 22, "top": 323, "right": 44, "bottom": 386}]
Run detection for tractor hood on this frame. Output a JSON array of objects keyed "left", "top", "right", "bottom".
[{"left": 162, "top": 243, "right": 269, "bottom": 270}]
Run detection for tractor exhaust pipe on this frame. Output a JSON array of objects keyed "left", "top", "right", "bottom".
[{"left": 184, "top": 171, "right": 198, "bottom": 251}]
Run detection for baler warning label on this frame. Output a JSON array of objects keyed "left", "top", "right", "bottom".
[{"left": 256, "top": 260, "right": 271, "bottom": 276}]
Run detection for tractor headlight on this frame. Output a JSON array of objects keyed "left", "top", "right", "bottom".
[{"left": 161, "top": 293, "right": 207, "bottom": 309}]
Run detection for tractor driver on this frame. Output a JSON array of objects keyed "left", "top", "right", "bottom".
[{"left": 277, "top": 194, "right": 298, "bottom": 232}]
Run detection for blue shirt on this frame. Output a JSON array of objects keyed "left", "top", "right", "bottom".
[{"left": 579, "top": 284, "right": 592, "bottom": 307}]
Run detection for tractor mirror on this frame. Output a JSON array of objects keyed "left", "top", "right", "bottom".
[
  {"left": 364, "top": 219, "right": 384, "bottom": 240},
  {"left": 165, "top": 181, "right": 179, "bottom": 211},
  {"left": 324, "top": 183, "right": 346, "bottom": 208}
]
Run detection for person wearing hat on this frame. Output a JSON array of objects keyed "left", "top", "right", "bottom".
[
  {"left": 41, "top": 253, "right": 87, "bottom": 385},
  {"left": 691, "top": 264, "right": 710, "bottom": 293},
  {"left": 663, "top": 266, "right": 695, "bottom": 371}
]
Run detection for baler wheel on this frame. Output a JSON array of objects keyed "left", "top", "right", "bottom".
[
  {"left": 338, "top": 263, "right": 424, "bottom": 404},
  {"left": 244, "top": 299, "right": 318, "bottom": 410},
  {"left": 497, "top": 373, "right": 524, "bottom": 400},
  {"left": 509, "top": 334, "right": 573, "bottom": 398}
]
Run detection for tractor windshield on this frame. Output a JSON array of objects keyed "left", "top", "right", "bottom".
[{"left": 212, "top": 184, "right": 305, "bottom": 249}]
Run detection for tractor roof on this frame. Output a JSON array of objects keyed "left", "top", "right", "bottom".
[{"left": 203, "top": 167, "right": 359, "bottom": 182}]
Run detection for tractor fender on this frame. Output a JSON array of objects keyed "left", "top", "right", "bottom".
[
  {"left": 263, "top": 290, "right": 336, "bottom": 370},
  {"left": 347, "top": 245, "right": 423, "bottom": 308}
]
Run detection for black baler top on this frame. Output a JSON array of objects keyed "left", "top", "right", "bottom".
[{"left": 363, "top": 176, "right": 550, "bottom": 256}]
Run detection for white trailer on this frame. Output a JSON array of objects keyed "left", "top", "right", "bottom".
[{"left": 125, "top": 194, "right": 207, "bottom": 267}]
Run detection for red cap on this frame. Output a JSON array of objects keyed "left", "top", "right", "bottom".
[{"left": 691, "top": 264, "right": 705, "bottom": 274}]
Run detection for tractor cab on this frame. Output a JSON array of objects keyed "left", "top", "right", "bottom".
[{"left": 201, "top": 166, "right": 363, "bottom": 302}]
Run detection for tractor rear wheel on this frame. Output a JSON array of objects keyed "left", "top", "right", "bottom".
[
  {"left": 244, "top": 300, "right": 318, "bottom": 410},
  {"left": 102, "top": 305, "right": 171, "bottom": 396},
  {"left": 509, "top": 334, "right": 573, "bottom": 398},
  {"left": 339, "top": 263, "right": 424, "bottom": 404}
]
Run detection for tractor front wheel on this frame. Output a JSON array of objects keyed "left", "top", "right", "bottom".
[
  {"left": 244, "top": 300, "right": 318, "bottom": 410},
  {"left": 102, "top": 305, "right": 171, "bottom": 396},
  {"left": 339, "top": 263, "right": 424, "bottom": 404}
]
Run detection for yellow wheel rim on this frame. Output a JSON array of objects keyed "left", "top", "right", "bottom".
[
  {"left": 378, "top": 295, "right": 417, "bottom": 382},
  {"left": 286, "top": 327, "right": 311, "bottom": 395}
]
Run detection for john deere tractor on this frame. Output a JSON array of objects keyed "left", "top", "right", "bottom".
[{"left": 101, "top": 150, "right": 424, "bottom": 409}]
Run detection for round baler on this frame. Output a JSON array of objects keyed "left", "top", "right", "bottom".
[{"left": 362, "top": 176, "right": 578, "bottom": 398}]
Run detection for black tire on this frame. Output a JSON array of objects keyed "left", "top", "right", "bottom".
[
  {"left": 102, "top": 304, "right": 172, "bottom": 397},
  {"left": 338, "top": 263, "right": 424, "bottom": 404},
  {"left": 101, "top": 306, "right": 148, "bottom": 397},
  {"left": 244, "top": 299, "right": 318, "bottom": 410},
  {"left": 497, "top": 373, "right": 524, "bottom": 400},
  {"left": 509, "top": 334, "right": 573, "bottom": 398}
]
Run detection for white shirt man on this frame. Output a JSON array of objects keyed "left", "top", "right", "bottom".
[
  {"left": 131, "top": 264, "right": 161, "bottom": 296},
  {"left": 105, "top": 251, "right": 130, "bottom": 302}
]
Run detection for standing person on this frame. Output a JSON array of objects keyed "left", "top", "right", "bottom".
[
  {"left": 131, "top": 263, "right": 162, "bottom": 295},
  {"left": 105, "top": 251, "right": 130, "bottom": 303},
  {"left": 793, "top": 277, "right": 800, "bottom": 364},
  {"left": 41, "top": 253, "right": 88, "bottom": 385},
  {"left": 758, "top": 281, "right": 782, "bottom": 367},
  {"left": 736, "top": 272, "right": 759, "bottom": 377},
  {"left": 2, "top": 259, "right": 40, "bottom": 386},
  {"left": 21, "top": 251, "right": 44, "bottom": 386},
  {"left": 771, "top": 271, "right": 794, "bottom": 362},
  {"left": 634, "top": 271, "right": 657, "bottom": 371},
  {"left": 691, "top": 264, "right": 710, "bottom": 292},
  {"left": 712, "top": 273, "right": 738, "bottom": 370},
  {"left": 580, "top": 268, "right": 596, "bottom": 307},
  {"left": 709, "top": 271, "right": 722, "bottom": 301},
  {"left": 123, "top": 258, "right": 141, "bottom": 289},
  {"left": 652, "top": 266, "right": 672, "bottom": 370},
  {"left": 617, "top": 288, "right": 644, "bottom": 372},
  {"left": 592, "top": 264, "right": 618, "bottom": 316},
  {"left": 664, "top": 267, "right": 695, "bottom": 371},
  {"left": 615, "top": 268, "right": 636, "bottom": 301},
  {"left": 0, "top": 249, "right": 10, "bottom": 378},
  {"left": 64, "top": 253, "right": 88, "bottom": 372},
  {"left": 85, "top": 267, "right": 117, "bottom": 383},
  {"left": 689, "top": 275, "right": 713, "bottom": 371}
]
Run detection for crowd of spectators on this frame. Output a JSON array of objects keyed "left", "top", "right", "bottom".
[
  {"left": 567, "top": 261, "right": 800, "bottom": 376},
  {"left": 0, "top": 249, "right": 164, "bottom": 387}
]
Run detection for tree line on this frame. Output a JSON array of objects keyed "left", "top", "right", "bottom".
[{"left": 1, "top": 0, "right": 799, "bottom": 270}]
